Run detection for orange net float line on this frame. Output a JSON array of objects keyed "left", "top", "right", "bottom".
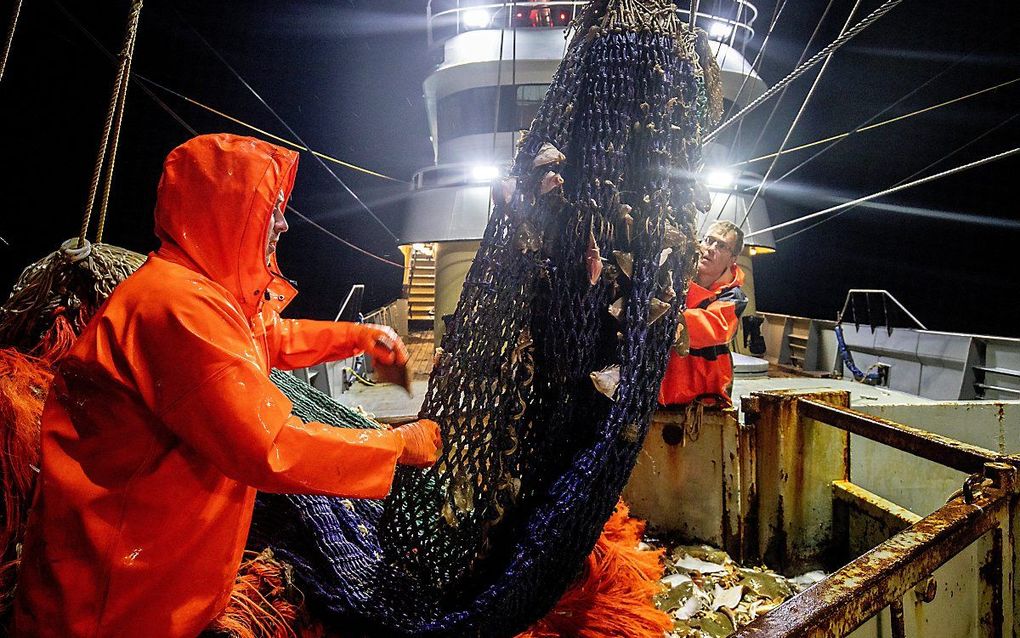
[
  {"left": 516, "top": 501, "right": 671, "bottom": 638},
  {"left": 0, "top": 349, "right": 52, "bottom": 615}
]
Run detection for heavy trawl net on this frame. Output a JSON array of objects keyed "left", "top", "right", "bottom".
[{"left": 254, "top": 1, "right": 722, "bottom": 635}]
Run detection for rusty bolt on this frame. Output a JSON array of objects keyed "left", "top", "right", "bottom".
[{"left": 913, "top": 576, "right": 937, "bottom": 603}]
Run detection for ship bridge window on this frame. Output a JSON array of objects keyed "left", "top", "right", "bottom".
[{"left": 438, "top": 84, "right": 550, "bottom": 141}]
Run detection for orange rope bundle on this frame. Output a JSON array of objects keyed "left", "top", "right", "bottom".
[
  {"left": 516, "top": 501, "right": 671, "bottom": 638},
  {"left": 0, "top": 349, "right": 51, "bottom": 615},
  {"left": 205, "top": 549, "right": 305, "bottom": 638}
]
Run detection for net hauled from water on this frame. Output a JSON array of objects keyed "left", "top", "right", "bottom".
[{"left": 253, "top": 1, "right": 722, "bottom": 634}]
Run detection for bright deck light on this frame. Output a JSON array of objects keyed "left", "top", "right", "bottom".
[
  {"left": 709, "top": 22, "right": 733, "bottom": 40},
  {"left": 705, "top": 168, "right": 735, "bottom": 189},
  {"left": 463, "top": 10, "right": 491, "bottom": 29},
  {"left": 471, "top": 165, "right": 500, "bottom": 181}
]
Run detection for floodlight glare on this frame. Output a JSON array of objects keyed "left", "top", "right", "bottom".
[
  {"left": 463, "top": 9, "right": 491, "bottom": 29},
  {"left": 705, "top": 168, "right": 735, "bottom": 189},
  {"left": 471, "top": 165, "right": 500, "bottom": 181},
  {"left": 709, "top": 22, "right": 733, "bottom": 40}
]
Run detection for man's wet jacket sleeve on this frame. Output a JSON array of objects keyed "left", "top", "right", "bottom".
[
  {"left": 263, "top": 314, "right": 377, "bottom": 370},
  {"left": 128, "top": 292, "right": 403, "bottom": 498}
]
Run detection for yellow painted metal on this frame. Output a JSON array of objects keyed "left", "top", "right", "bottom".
[{"left": 433, "top": 240, "right": 480, "bottom": 345}]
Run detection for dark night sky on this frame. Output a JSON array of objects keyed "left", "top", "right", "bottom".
[{"left": 1, "top": 0, "right": 1018, "bottom": 335}]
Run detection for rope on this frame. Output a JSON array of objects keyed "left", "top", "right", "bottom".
[
  {"left": 705, "top": 0, "right": 905, "bottom": 144},
  {"left": 716, "top": 0, "right": 787, "bottom": 127},
  {"left": 136, "top": 75, "right": 406, "bottom": 183},
  {"left": 0, "top": 0, "right": 24, "bottom": 84},
  {"left": 700, "top": 0, "right": 787, "bottom": 234},
  {"left": 745, "top": 146, "right": 1020, "bottom": 240},
  {"left": 777, "top": 112, "right": 1020, "bottom": 243},
  {"left": 732, "top": 76, "right": 1020, "bottom": 168},
  {"left": 96, "top": 1, "right": 143, "bottom": 243},
  {"left": 175, "top": 9, "right": 401, "bottom": 243},
  {"left": 689, "top": 0, "right": 700, "bottom": 29},
  {"left": 738, "top": 0, "right": 862, "bottom": 230},
  {"left": 52, "top": 1, "right": 404, "bottom": 271},
  {"left": 79, "top": 0, "right": 144, "bottom": 248},
  {"left": 53, "top": 1, "right": 198, "bottom": 137},
  {"left": 766, "top": 50, "right": 977, "bottom": 185}
]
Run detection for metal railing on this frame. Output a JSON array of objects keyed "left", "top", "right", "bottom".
[
  {"left": 426, "top": 0, "right": 757, "bottom": 49},
  {"left": 838, "top": 289, "right": 927, "bottom": 332},
  {"left": 736, "top": 395, "right": 1018, "bottom": 637}
]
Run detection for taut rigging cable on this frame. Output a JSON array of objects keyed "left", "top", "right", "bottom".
[
  {"left": 174, "top": 9, "right": 401, "bottom": 243},
  {"left": 701, "top": 0, "right": 791, "bottom": 233},
  {"left": 705, "top": 0, "right": 834, "bottom": 233},
  {"left": 744, "top": 146, "right": 1020, "bottom": 240},
  {"left": 738, "top": 0, "right": 862, "bottom": 230},
  {"left": 53, "top": 1, "right": 405, "bottom": 271},
  {"left": 705, "top": 0, "right": 906, "bottom": 144},
  {"left": 776, "top": 112, "right": 1020, "bottom": 243},
  {"left": 136, "top": 76, "right": 406, "bottom": 184},
  {"left": 731, "top": 76, "right": 1020, "bottom": 169},
  {"left": 765, "top": 49, "right": 977, "bottom": 186}
]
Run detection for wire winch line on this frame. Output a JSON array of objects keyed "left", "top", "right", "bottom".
[
  {"left": 705, "top": 0, "right": 906, "bottom": 144},
  {"left": 286, "top": 205, "right": 404, "bottom": 269},
  {"left": 738, "top": 0, "right": 862, "bottom": 230},
  {"left": 177, "top": 11, "right": 401, "bottom": 243},
  {"left": 135, "top": 75, "right": 406, "bottom": 184},
  {"left": 60, "top": 1, "right": 402, "bottom": 185},
  {"left": 731, "top": 76, "right": 1020, "bottom": 169},
  {"left": 767, "top": 49, "right": 976, "bottom": 185},
  {"left": 738, "top": 0, "right": 835, "bottom": 166},
  {"left": 54, "top": 1, "right": 406, "bottom": 269},
  {"left": 776, "top": 112, "right": 1020, "bottom": 243},
  {"left": 745, "top": 146, "right": 1020, "bottom": 239},
  {"left": 0, "top": 0, "right": 24, "bottom": 84},
  {"left": 704, "top": 0, "right": 831, "bottom": 235},
  {"left": 717, "top": 0, "right": 788, "bottom": 124},
  {"left": 53, "top": 1, "right": 199, "bottom": 136},
  {"left": 702, "top": 0, "right": 789, "bottom": 234}
]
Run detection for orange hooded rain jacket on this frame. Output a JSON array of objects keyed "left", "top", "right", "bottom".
[
  {"left": 14, "top": 134, "right": 411, "bottom": 637},
  {"left": 658, "top": 264, "right": 747, "bottom": 406}
]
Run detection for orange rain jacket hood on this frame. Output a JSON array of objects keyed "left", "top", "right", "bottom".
[
  {"left": 658, "top": 263, "right": 748, "bottom": 406},
  {"left": 14, "top": 134, "right": 407, "bottom": 637}
]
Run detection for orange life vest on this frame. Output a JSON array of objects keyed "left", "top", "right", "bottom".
[{"left": 658, "top": 264, "right": 747, "bottom": 406}]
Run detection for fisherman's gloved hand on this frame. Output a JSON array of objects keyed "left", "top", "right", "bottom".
[
  {"left": 394, "top": 419, "right": 442, "bottom": 468},
  {"left": 348, "top": 323, "right": 409, "bottom": 366}
]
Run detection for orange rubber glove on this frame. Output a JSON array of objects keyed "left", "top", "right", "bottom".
[
  {"left": 348, "top": 324, "right": 409, "bottom": 367},
  {"left": 394, "top": 419, "right": 442, "bottom": 468}
]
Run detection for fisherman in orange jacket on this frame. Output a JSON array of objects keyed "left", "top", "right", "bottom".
[
  {"left": 658, "top": 220, "right": 748, "bottom": 407},
  {"left": 13, "top": 133, "right": 442, "bottom": 637}
]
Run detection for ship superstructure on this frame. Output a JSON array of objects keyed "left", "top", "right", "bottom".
[{"left": 399, "top": 0, "right": 774, "bottom": 343}]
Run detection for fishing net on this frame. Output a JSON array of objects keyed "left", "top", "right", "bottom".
[
  {"left": 251, "top": 1, "right": 722, "bottom": 635},
  {"left": 0, "top": 239, "right": 147, "bottom": 362}
]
